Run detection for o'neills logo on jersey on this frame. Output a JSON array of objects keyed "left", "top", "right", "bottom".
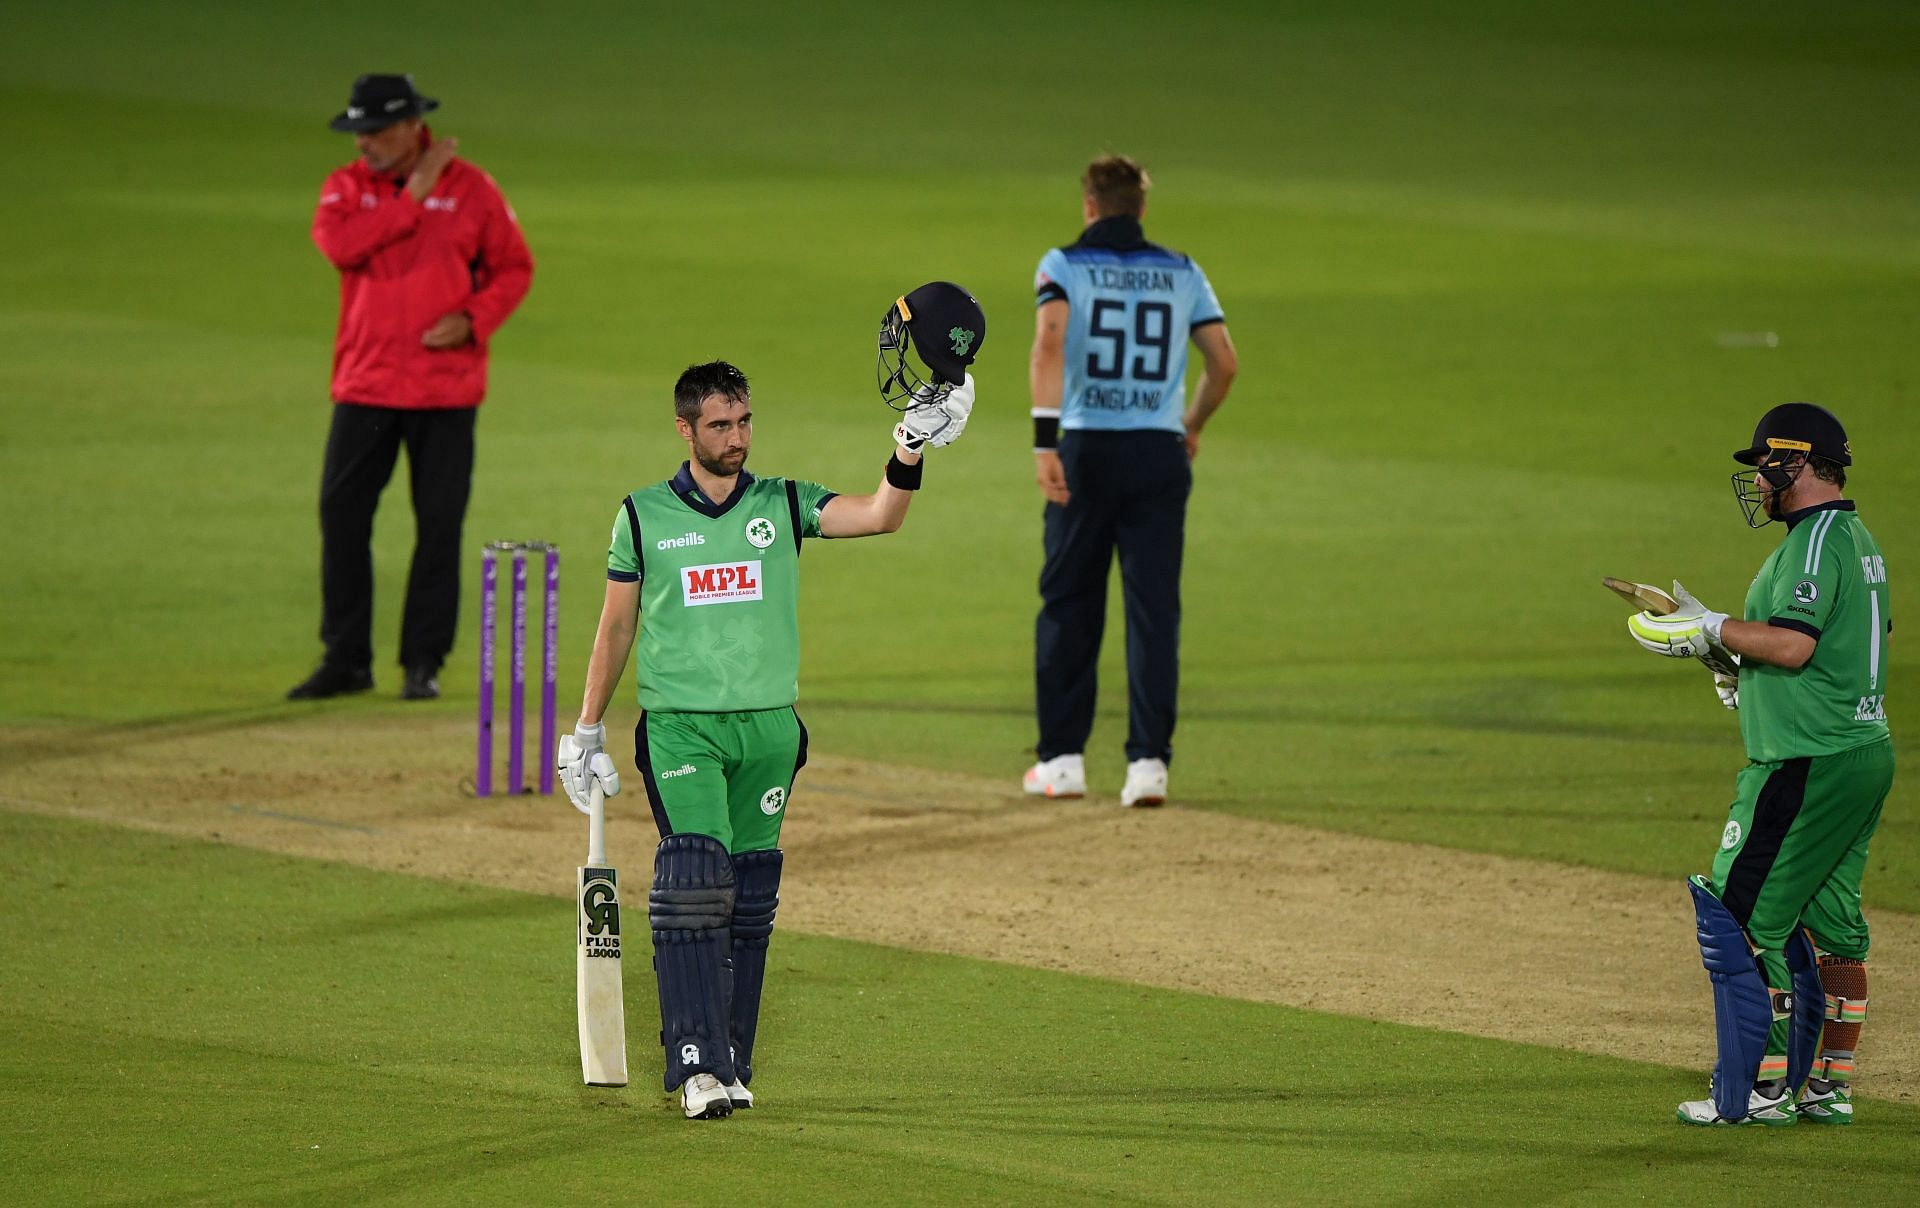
[
  {"left": 682, "top": 560, "right": 762, "bottom": 607},
  {"left": 657, "top": 532, "right": 706, "bottom": 550}
]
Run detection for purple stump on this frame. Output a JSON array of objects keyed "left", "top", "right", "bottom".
[
  {"left": 510, "top": 548, "right": 528, "bottom": 794},
  {"left": 477, "top": 548, "right": 497, "bottom": 796},
  {"left": 541, "top": 545, "right": 559, "bottom": 795}
]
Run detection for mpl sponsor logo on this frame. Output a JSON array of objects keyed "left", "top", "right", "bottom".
[{"left": 682, "top": 560, "right": 762, "bottom": 607}]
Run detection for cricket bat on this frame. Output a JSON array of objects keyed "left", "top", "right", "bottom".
[
  {"left": 1601, "top": 577, "right": 1680, "bottom": 616},
  {"left": 577, "top": 781, "right": 628, "bottom": 1087},
  {"left": 1602, "top": 576, "right": 1740, "bottom": 678}
]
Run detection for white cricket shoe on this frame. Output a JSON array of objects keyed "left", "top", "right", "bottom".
[
  {"left": 725, "top": 1079, "right": 755, "bottom": 1109},
  {"left": 1675, "top": 1083, "right": 1795, "bottom": 1127},
  {"left": 1120, "top": 758, "right": 1168, "bottom": 808},
  {"left": 1023, "top": 754, "right": 1086, "bottom": 799},
  {"left": 681, "top": 1073, "right": 733, "bottom": 1120}
]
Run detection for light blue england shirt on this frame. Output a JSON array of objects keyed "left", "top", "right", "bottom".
[{"left": 1034, "top": 215, "right": 1225, "bottom": 434}]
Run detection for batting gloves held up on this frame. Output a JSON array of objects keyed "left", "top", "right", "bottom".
[
  {"left": 893, "top": 373, "right": 975, "bottom": 452},
  {"left": 557, "top": 721, "right": 621, "bottom": 814},
  {"left": 1628, "top": 579, "right": 1729, "bottom": 660}
]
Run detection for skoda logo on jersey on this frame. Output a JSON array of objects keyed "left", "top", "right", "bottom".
[
  {"left": 759, "top": 786, "right": 786, "bottom": 816},
  {"left": 745, "top": 516, "right": 777, "bottom": 550},
  {"left": 1722, "top": 820, "right": 1743, "bottom": 851},
  {"left": 1794, "top": 580, "right": 1819, "bottom": 605}
]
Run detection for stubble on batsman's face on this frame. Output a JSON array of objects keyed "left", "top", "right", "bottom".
[
  {"left": 353, "top": 119, "right": 424, "bottom": 176},
  {"left": 679, "top": 393, "right": 752, "bottom": 478}
]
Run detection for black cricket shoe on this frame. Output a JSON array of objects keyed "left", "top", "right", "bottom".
[
  {"left": 287, "top": 663, "right": 374, "bottom": 701},
  {"left": 401, "top": 666, "right": 441, "bottom": 701}
]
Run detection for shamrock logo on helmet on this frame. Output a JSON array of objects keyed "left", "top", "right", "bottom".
[{"left": 948, "top": 327, "right": 976, "bottom": 357}]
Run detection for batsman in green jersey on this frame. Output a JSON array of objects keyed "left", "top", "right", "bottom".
[
  {"left": 553, "top": 284, "right": 986, "bottom": 1120},
  {"left": 1627, "top": 402, "right": 1892, "bottom": 1127}
]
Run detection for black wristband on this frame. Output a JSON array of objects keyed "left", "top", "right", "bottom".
[
  {"left": 1032, "top": 414, "right": 1060, "bottom": 450},
  {"left": 885, "top": 452, "right": 923, "bottom": 490}
]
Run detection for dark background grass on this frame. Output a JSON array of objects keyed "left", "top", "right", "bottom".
[{"left": 4, "top": 1, "right": 1913, "bottom": 900}]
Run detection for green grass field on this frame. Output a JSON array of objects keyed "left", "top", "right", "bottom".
[
  {"left": 3, "top": 1, "right": 1918, "bottom": 1201},
  {"left": 9, "top": 811, "right": 1920, "bottom": 1205}
]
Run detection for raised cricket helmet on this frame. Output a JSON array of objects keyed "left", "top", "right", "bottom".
[
  {"left": 877, "top": 281, "right": 986, "bottom": 410},
  {"left": 1731, "top": 401, "right": 1850, "bottom": 528}
]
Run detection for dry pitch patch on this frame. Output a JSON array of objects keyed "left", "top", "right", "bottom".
[{"left": 2, "top": 712, "right": 1915, "bottom": 1101}]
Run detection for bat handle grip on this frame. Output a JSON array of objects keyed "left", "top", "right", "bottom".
[{"left": 587, "top": 782, "right": 607, "bottom": 866}]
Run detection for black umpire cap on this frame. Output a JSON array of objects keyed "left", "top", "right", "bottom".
[
  {"left": 329, "top": 74, "right": 439, "bottom": 132},
  {"left": 1733, "top": 402, "right": 1851, "bottom": 467}
]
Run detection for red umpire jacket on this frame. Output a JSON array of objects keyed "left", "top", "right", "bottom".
[{"left": 311, "top": 129, "right": 533, "bottom": 410}]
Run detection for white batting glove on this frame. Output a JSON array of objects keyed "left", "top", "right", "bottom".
[
  {"left": 1628, "top": 609, "right": 1712, "bottom": 659},
  {"left": 1628, "top": 579, "right": 1732, "bottom": 664},
  {"left": 892, "top": 373, "right": 974, "bottom": 451},
  {"left": 557, "top": 721, "right": 621, "bottom": 813},
  {"left": 1669, "top": 581, "right": 1728, "bottom": 644},
  {"left": 1672, "top": 580, "right": 1741, "bottom": 678},
  {"left": 1713, "top": 671, "right": 1740, "bottom": 711}
]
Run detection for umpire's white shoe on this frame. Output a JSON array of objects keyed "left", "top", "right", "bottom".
[
  {"left": 1675, "top": 1083, "right": 1796, "bottom": 1127},
  {"left": 1120, "top": 758, "right": 1168, "bottom": 808},
  {"left": 681, "top": 1073, "right": 733, "bottom": 1120},
  {"left": 1023, "top": 754, "right": 1086, "bottom": 799},
  {"left": 724, "top": 1079, "right": 754, "bottom": 1109}
]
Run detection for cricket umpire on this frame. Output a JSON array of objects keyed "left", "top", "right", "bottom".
[
  {"left": 553, "top": 285, "right": 983, "bottom": 1120},
  {"left": 289, "top": 74, "right": 534, "bottom": 701},
  {"left": 1024, "top": 155, "right": 1238, "bottom": 807},
  {"left": 1628, "top": 402, "right": 1892, "bottom": 1126}
]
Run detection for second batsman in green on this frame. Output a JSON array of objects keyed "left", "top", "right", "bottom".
[{"left": 1626, "top": 402, "right": 1892, "bottom": 1127}]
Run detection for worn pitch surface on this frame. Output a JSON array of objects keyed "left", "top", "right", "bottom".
[{"left": 4, "top": 716, "right": 1913, "bottom": 1100}]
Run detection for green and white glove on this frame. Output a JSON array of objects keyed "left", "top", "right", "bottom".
[
  {"left": 556, "top": 721, "right": 621, "bottom": 814},
  {"left": 1628, "top": 579, "right": 1733, "bottom": 667},
  {"left": 893, "top": 373, "right": 974, "bottom": 452}
]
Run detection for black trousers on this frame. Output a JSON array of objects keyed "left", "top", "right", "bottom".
[
  {"left": 317, "top": 402, "right": 476, "bottom": 673},
  {"left": 1035, "top": 429, "right": 1191, "bottom": 764}
]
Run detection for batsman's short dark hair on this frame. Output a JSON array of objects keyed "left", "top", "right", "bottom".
[
  {"left": 674, "top": 361, "right": 751, "bottom": 421},
  {"left": 1083, "top": 154, "right": 1151, "bottom": 218},
  {"left": 1810, "top": 454, "right": 1847, "bottom": 488}
]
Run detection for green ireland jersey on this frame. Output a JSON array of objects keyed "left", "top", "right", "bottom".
[
  {"left": 607, "top": 465, "right": 836, "bottom": 712},
  {"left": 1739, "top": 501, "right": 1891, "bottom": 763}
]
